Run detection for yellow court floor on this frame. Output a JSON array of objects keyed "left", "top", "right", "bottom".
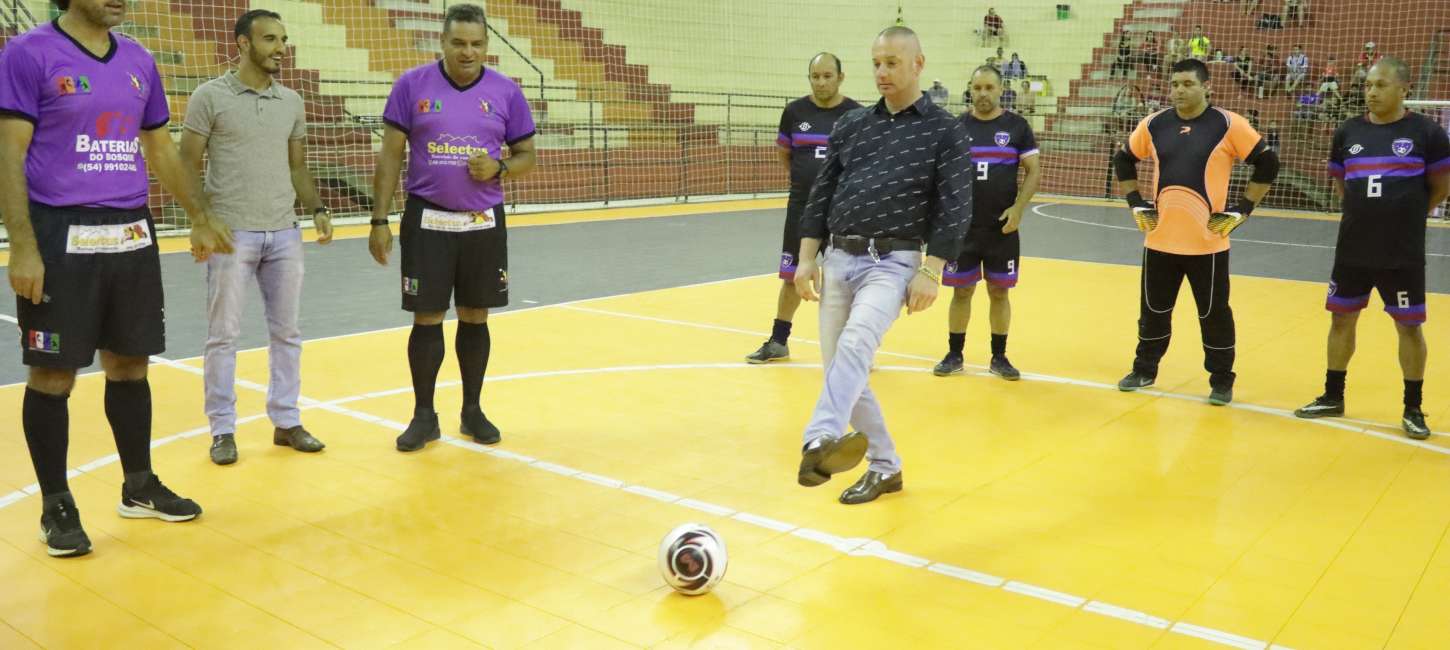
[{"left": 3, "top": 256, "right": 1450, "bottom": 649}]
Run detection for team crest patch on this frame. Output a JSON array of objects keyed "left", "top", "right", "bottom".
[
  {"left": 57, "top": 76, "right": 76, "bottom": 96},
  {"left": 1392, "top": 138, "right": 1415, "bottom": 157},
  {"left": 1349, "top": 144, "right": 1364, "bottom": 154},
  {"left": 944, "top": 262, "right": 958, "bottom": 274},
  {"left": 26, "top": 330, "right": 60, "bottom": 354},
  {"left": 993, "top": 131, "right": 1011, "bottom": 147},
  {"left": 480, "top": 99, "right": 491, "bottom": 114},
  {"left": 402, "top": 277, "right": 419, "bottom": 295}
]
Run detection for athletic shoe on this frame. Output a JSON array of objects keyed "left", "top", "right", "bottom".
[
  {"left": 1293, "top": 395, "right": 1344, "bottom": 419},
  {"left": 1208, "top": 385, "right": 1233, "bottom": 406},
  {"left": 209, "top": 433, "right": 237, "bottom": 466},
  {"left": 1118, "top": 371, "right": 1155, "bottom": 391},
  {"left": 461, "top": 406, "right": 501, "bottom": 445},
  {"left": 396, "top": 408, "right": 441, "bottom": 452},
  {"left": 745, "top": 340, "right": 789, "bottom": 364},
  {"left": 933, "top": 353, "right": 964, "bottom": 376},
  {"left": 989, "top": 355, "right": 1021, "bottom": 381},
  {"left": 1404, "top": 408, "right": 1431, "bottom": 440},
  {"left": 40, "top": 498, "right": 91, "bottom": 557},
  {"left": 118, "top": 474, "right": 202, "bottom": 522}
]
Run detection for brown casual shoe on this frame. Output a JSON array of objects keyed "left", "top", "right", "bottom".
[
  {"left": 274, "top": 426, "right": 325, "bottom": 453},
  {"left": 839, "top": 470, "right": 903, "bottom": 505}
]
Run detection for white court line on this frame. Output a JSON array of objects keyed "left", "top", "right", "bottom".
[
  {"left": 561, "top": 304, "right": 1450, "bottom": 453},
  {"left": 1031, "top": 203, "right": 1450, "bottom": 258},
  {"left": 0, "top": 361, "right": 1296, "bottom": 648}
]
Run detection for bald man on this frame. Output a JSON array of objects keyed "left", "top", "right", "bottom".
[
  {"left": 747, "top": 53, "right": 862, "bottom": 363},
  {"left": 794, "top": 27, "right": 973, "bottom": 505}
]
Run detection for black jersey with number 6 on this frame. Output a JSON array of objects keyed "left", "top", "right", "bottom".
[
  {"left": 1328, "top": 112, "right": 1450, "bottom": 268},
  {"left": 959, "top": 110, "right": 1039, "bottom": 230},
  {"left": 777, "top": 96, "right": 862, "bottom": 192}
]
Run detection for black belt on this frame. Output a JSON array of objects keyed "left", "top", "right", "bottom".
[{"left": 830, "top": 235, "right": 923, "bottom": 256}]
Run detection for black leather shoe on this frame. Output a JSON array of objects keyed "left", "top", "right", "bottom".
[
  {"left": 839, "top": 470, "right": 903, "bottom": 505},
  {"left": 396, "top": 409, "right": 441, "bottom": 452},
  {"left": 461, "top": 407, "right": 501, "bottom": 445},
  {"left": 274, "top": 426, "right": 325, "bottom": 452},
  {"left": 209, "top": 434, "right": 237, "bottom": 466},
  {"left": 797, "top": 431, "right": 867, "bottom": 487}
]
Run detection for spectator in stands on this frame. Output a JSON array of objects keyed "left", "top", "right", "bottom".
[
  {"left": 1188, "top": 25, "right": 1211, "bottom": 59},
  {"left": 1233, "top": 47, "right": 1257, "bottom": 95},
  {"left": 1285, "top": 0, "right": 1307, "bottom": 28},
  {"left": 1110, "top": 32, "right": 1134, "bottom": 79},
  {"left": 1003, "top": 53, "right": 1027, "bottom": 80},
  {"left": 1318, "top": 58, "right": 1342, "bottom": 104},
  {"left": 982, "top": 8, "right": 1007, "bottom": 47},
  {"left": 1257, "top": 44, "right": 1281, "bottom": 98},
  {"left": 1285, "top": 44, "right": 1310, "bottom": 93},
  {"left": 1359, "top": 42, "right": 1381, "bottom": 68},
  {"left": 1139, "top": 32, "right": 1161, "bottom": 72},
  {"left": 1000, "top": 82, "right": 1017, "bottom": 112},
  {"left": 1018, "top": 79, "right": 1034, "bottom": 114},
  {"left": 1242, "top": 0, "right": 1261, "bottom": 16},
  {"left": 1212, "top": 49, "right": 1227, "bottom": 63},
  {"left": 928, "top": 79, "right": 951, "bottom": 106},
  {"left": 1352, "top": 60, "right": 1369, "bottom": 89},
  {"left": 1165, "top": 32, "right": 1187, "bottom": 73},
  {"left": 1264, "top": 121, "right": 1281, "bottom": 151},
  {"left": 962, "top": 88, "right": 973, "bottom": 105}
]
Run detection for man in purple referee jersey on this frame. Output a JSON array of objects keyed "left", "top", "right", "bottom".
[
  {"left": 0, "top": 0, "right": 234, "bottom": 557},
  {"left": 368, "top": 3, "right": 537, "bottom": 452}
]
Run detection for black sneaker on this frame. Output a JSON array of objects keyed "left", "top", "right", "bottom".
[
  {"left": 933, "top": 353, "right": 964, "bottom": 376},
  {"left": 1294, "top": 395, "right": 1345, "bottom": 419},
  {"left": 118, "top": 474, "right": 202, "bottom": 522},
  {"left": 396, "top": 408, "right": 440, "bottom": 452},
  {"left": 1118, "top": 371, "right": 1155, "bottom": 392},
  {"left": 40, "top": 498, "right": 91, "bottom": 557},
  {"left": 989, "top": 355, "right": 1021, "bottom": 381},
  {"left": 1208, "top": 385, "right": 1233, "bottom": 406},
  {"left": 745, "top": 340, "right": 789, "bottom": 364},
  {"left": 461, "top": 406, "right": 501, "bottom": 445},
  {"left": 210, "top": 433, "right": 237, "bottom": 465},
  {"left": 1404, "top": 408, "right": 1431, "bottom": 440}
]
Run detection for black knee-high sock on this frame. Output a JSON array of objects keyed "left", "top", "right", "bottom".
[
  {"left": 1405, "top": 379, "right": 1424, "bottom": 410},
  {"left": 23, "top": 388, "right": 71, "bottom": 497},
  {"left": 1325, "top": 369, "right": 1347, "bottom": 400},
  {"left": 105, "top": 379, "right": 154, "bottom": 489},
  {"left": 456, "top": 322, "right": 491, "bottom": 411},
  {"left": 771, "top": 319, "right": 792, "bottom": 345},
  {"left": 948, "top": 332, "right": 965, "bottom": 355},
  {"left": 408, "top": 323, "right": 445, "bottom": 411},
  {"left": 991, "top": 334, "right": 1008, "bottom": 357}
]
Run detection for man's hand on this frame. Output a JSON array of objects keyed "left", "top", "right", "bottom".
[
  {"left": 794, "top": 257, "right": 822, "bottom": 302},
  {"left": 906, "top": 270, "right": 939, "bottom": 314},
  {"left": 468, "top": 154, "right": 500, "bottom": 182},
  {"left": 999, "top": 204, "right": 1025, "bottom": 234},
  {"left": 190, "top": 218, "right": 234, "bottom": 262},
  {"left": 7, "top": 244, "right": 44, "bottom": 305},
  {"left": 315, "top": 213, "right": 334, "bottom": 245},
  {"left": 368, "top": 224, "right": 393, "bottom": 265}
]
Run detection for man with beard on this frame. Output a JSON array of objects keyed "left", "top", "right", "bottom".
[
  {"left": 745, "top": 53, "right": 861, "bottom": 364},
  {"left": 934, "top": 65, "right": 1040, "bottom": 380},
  {"left": 0, "top": 0, "right": 233, "bottom": 557},
  {"left": 181, "top": 9, "right": 333, "bottom": 465}
]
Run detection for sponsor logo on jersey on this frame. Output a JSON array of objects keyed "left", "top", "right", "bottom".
[
  {"left": 798, "top": 121, "right": 812, "bottom": 131},
  {"left": 1349, "top": 144, "right": 1364, "bottom": 154},
  {"left": 26, "top": 330, "right": 60, "bottom": 354}
]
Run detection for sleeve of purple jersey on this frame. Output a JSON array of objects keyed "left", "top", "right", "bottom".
[
  {"left": 141, "top": 59, "right": 169, "bottom": 130},
  {"left": 504, "top": 84, "right": 536, "bottom": 146},
  {"left": 0, "top": 45, "right": 43, "bottom": 123},
  {"left": 381, "top": 73, "right": 413, "bottom": 134}
]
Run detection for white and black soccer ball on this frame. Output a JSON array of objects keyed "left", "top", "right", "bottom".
[{"left": 657, "top": 523, "right": 727, "bottom": 595}]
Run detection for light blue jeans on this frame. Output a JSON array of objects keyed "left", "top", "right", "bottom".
[
  {"left": 204, "top": 228, "right": 304, "bottom": 436},
  {"left": 804, "top": 247, "right": 920, "bottom": 474}
]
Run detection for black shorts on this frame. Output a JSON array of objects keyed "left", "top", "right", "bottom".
[
  {"left": 400, "top": 195, "right": 509, "bottom": 312},
  {"left": 1326, "top": 262, "right": 1426, "bottom": 325},
  {"left": 16, "top": 203, "right": 165, "bottom": 368},
  {"left": 779, "top": 188, "right": 808, "bottom": 280},
  {"left": 944, "top": 230, "right": 1020, "bottom": 288}
]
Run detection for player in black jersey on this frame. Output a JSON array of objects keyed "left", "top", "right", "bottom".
[
  {"left": 934, "top": 65, "right": 1040, "bottom": 380},
  {"left": 1295, "top": 57, "right": 1450, "bottom": 439},
  {"left": 746, "top": 53, "right": 862, "bottom": 363}
]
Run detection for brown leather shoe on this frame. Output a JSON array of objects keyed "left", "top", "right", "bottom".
[
  {"left": 273, "top": 426, "right": 325, "bottom": 453},
  {"left": 839, "top": 470, "right": 902, "bottom": 505},
  {"left": 798, "top": 431, "right": 867, "bottom": 487}
]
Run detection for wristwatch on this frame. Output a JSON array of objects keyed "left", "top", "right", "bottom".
[
  {"left": 497, "top": 159, "right": 510, "bottom": 180},
  {"left": 313, "top": 206, "right": 331, "bottom": 218}
]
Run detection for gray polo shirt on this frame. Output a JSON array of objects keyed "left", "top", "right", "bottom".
[{"left": 183, "top": 71, "right": 306, "bottom": 231}]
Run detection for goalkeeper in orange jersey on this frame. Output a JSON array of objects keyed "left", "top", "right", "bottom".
[{"left": 1111, "top": 58, "right": 1280, "bottom": 405}]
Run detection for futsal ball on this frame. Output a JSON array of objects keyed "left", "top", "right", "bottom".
[{"left": 657, "top": 523, "right": 728, "bottom": 595}]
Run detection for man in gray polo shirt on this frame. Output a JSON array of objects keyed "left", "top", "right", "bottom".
[{"left": 180, "top": 9, "right": 333, "bottom": 465}]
